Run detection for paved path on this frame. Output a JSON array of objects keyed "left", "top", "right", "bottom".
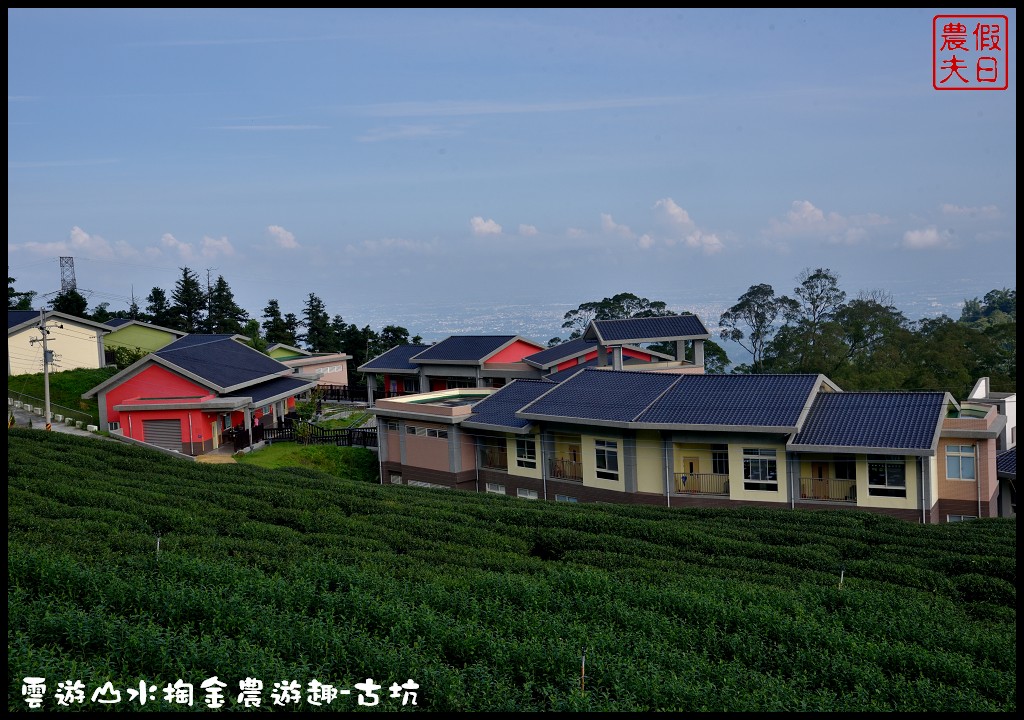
[{"left": 7, "top": 403, "right": 102, "bottom": 438}]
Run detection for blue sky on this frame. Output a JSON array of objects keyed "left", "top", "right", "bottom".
[{"left": 7, "top": 8, "right": 1017, "bottom": 338}]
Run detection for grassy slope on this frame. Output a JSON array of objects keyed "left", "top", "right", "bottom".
[
  {"left": 7, "top": 366, "right": 118, "bottom": 424},
  {"left": 7, "top": 429, "right": 1017, "bottom": 712},
  {"left": 235, "top": 442, "right": 379, "bottom": 483}
]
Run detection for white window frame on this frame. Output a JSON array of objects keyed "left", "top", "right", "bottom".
[
  {"left": 947, "top": 514, "right": 978, "bottom": 523},
  {"left": 515, "top": 437, "right": 537, "bottom": 468},
  {"left": 485, "top": 482, "right": 506, "bottom": 495},
  {"left": 594, "top": 439, "right": 620, "bottom": 481},
  {"left": 946, "top": 444, "right": 976, "bottom": 481},
  {"left": 868, "top": 456, "right": 907, "bottom": 498},
  {"left": 555, "top": 494, "right": 578, "bottom": 503},
  {"left": 384, "top": 420, "right": 400, "bottom": 432},
  {"left": 517, "top": 488, "right": 539, "bottom": 500},
  {"left": 742, "top": 448, "right": 778, "bottom": 491},
  {"left": 389, "top": 473, "right": 403, "bottom": 484}
]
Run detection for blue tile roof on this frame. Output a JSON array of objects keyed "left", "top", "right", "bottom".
[
  {"left": 637, "top": 374, "right": 820, "bottom": 428},
  {"left": 358, "top": 344, "right": 429, "bottom": 372},
  {"left": 587, "top": 314, "right": 709, "bottom": 343},
  {"left": 521, "top": 369, "right": 680, "bottom": 423},
  {"left": 104, "top": 317, "right": 131, "bottom": 328},
  {"left": 996, "top": 447, "right": 1015, "bottom": 478},
  {"left": 245, "top": 375, "right": 317, "bottom": 404},
  {"left": 790, "top": 392, "right": 947, "bottom": 451},
  {"left": 7, "top": 310, "right": 37, "bottom": 330},
  {"left": 411, "top": 335, "right": 518, "bottom": 363},
  {"left": 463, "top": 379, "right": 555, "bottom": 430},
  {"left": 155, "top": 335, "right": 288, "bottom": 390},
  {"left": 524, "top": 338, "right": 597, "bottom": 368}
]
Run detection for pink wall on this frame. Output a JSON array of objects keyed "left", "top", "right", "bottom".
[
  {"left": 486, "top": 339, "right": 546, "bottom": 364},
  {"left": 554, "top": 347, "right": 654, "bottom": 371},
  {"left": 105, "top": 364, "right": 208, "bottom": 426}
]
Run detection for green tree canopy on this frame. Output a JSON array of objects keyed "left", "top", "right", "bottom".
[
  {"left": 205, "top": 275, "right": 248, "bottom": 334},
  {"left": 50, "top": 288, "right": 90, "bottom": 318},
  {"left": 170, "top": 267, "right": 206, "bottom": 333},
  {"left": 8, "top": 276, "right": 36, "bottom": 310}
]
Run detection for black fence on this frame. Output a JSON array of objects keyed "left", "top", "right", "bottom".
[
  {"left": 260, "top": 420, "right": 377, "bottom": 448},
  {"left": 315, "top": 384, "right": 370, "bottom": 403}
]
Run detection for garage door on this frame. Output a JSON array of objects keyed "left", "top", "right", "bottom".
[{"left": 142, "top": 419, "right": 182, "bottom": 452}]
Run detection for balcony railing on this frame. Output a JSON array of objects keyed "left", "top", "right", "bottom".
[
  {"left": 799, "top": 477, "right": 857, "bottom": 503},
  {"left": 549, "top": 458, "right": 583, "bottom": 482},
  {"left": 480, "top": 447, "right": 508, "bottom": 470},
  {"left": 674, "top": 472, "right": 730, "bottom": 495}
]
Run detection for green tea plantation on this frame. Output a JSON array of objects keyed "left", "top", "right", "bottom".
[{"left": 7, "top": 429, "right": 1016, "bottom": 712}]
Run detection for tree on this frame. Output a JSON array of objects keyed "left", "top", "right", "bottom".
[
  {"left": 367, "top": 325, "right": 421, "bottom": 362},
  {"left": 262, "top": 299, "right": 293, "bottom": 346},
  {"left": 205, "top": 275, "right": 248, "bottom": 334},
  {"left": 242, "top": 318, "right": 268, "bottom": 354},
  {"left": 960, "top": 288, "right": 1016, "bottom": 328},
  {"left": 561, "top": 292, "right": 673, "bottom": 339},
  {"left": 283, "top": 313, "right": 302, "bottom": 347},
  {"left": 300, "top": 293, "right": 333, "bottom": 352},
  {"left": 719, "top": 284, "right": 798, "bottom": 374},
  {"left": 8, "top": 276, "right": 36, "bottom": 310},
  {"left": 91, "top": 302, "right": 113, "bottom": 323},
  {"left": 145, "top": 287, "right": 175, "bottom": 328},
  {"left": 50, "top": 288, "right": 90, "bottom": 318},
  {"left": 170, "top": 267, "right": 206, "bottom": 333}
]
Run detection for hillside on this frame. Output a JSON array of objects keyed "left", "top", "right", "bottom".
[{"left": 7, "top": 429, "right": 1016, "bottom": 712}]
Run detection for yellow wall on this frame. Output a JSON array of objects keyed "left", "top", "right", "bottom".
[
  {"left": 105, "top": 325, "right": 177, "bottom": 354},
  {"left": 505, "top": 433, "right": 542, "bottom": 479},
  {"left": 728, "top": 443, "right": 789, "bottom": 503},
  {"left": 636, "top": 431, "right": 664, "bottom": 494},
  {"left": 852, "top": 455, "right": 920, "bottom": 511},
  {"left": 9, "top": 323, "right": 103, "bottom": 375},
  {"left": 581, "top": 434, "right": 626, "bottom": 492}
]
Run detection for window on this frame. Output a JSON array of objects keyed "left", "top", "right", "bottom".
[
  {"left": 947, "top": 514, "right": 978, "bottom": 523},
  {"left": 384, "top": 420, "right": 400, "bottom": 432},
  {"left": 595, "top": 439, "right": 619, "bottom": 480},
  {"left": 406, "top": 480, "right": 448, "bottom": 489},
  {"left": 743, "top": 448, "right": 778, "bottom": 491},
  {"left": 868, "top": 456, "right": 906, "bottom": 497},
  {"left": 485, "top": 482, "right": 506, "bottom": 494},
  {"left": 406, "top": 425, "right": 447, "bottom": 439},
  {"left": 516, "top": 438, "right": 537, "bottom": 468},
  {"left": 711, "top": 444, "right": 729, "bottom": 475},
  {"left": 517, "top": 488, "right": 538, "bottom": 500},
  {"left": 834, "top": 459, "right": 856, "bottom": 480},
  {"left": 108, "top": 421, "right": 120, "bottom": 431},
  {"left": 946, "top": 445, "right": 976, "bottom": 481},
  {"left": 479, "top": 436, "right": 508, "bottom": 470},
  {"left": 446, "top": 378, "right": 475, "bottom": 389},
  {"left": 555, "top": 494, "right": 578, "bottom": 503},
  {"left": 389, "top": 473, "right": 403, "bottom": 484}
]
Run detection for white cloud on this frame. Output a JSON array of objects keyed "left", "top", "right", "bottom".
[
  {"left": 647, "top": 198, "right": 722, "bottom": 254},
  {"left": 566, "top": 227, "right": 586, "bottom": 239},
  {"left": 764, "top": 200, "right": 890, "bottom": 249},
  {"left": 201, "top": 235, "right": 234, "bottom": 258},
  {"left": 161, "top": 233, "right": 194, "bottom": 261},
  {"left": 160, "top": 233, "right": 235, "bottom": 261},
  {"left": 600, "top": 213, "right": 635, "bottom": 240},
  {"left": 470, "top": 216, "right": 502, "bottom": 236},
  {"left": 902, "top": 227, "right": 952, "bottom": 249},
  {"left": 683, "top": 230, "right": 724, "bottom": 255},
  {"left": 518, "top": 224, "right": 538, "bottom": 236},
  {"left": 11, "top": 225, "right": 138, "bottom": 259},
  {"left": 267, "top": 225, "right": 299, "bottom": 249},
  {"left": 654, "top": 198, "right": 696, "bottom": 231},
  {"left": 940, "top": 203, "right": 1000, "bottom": 218}
]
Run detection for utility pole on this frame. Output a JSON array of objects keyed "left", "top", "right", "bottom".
[{"left": 31, "top": 308, "right": 58, "bottom": 431}]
